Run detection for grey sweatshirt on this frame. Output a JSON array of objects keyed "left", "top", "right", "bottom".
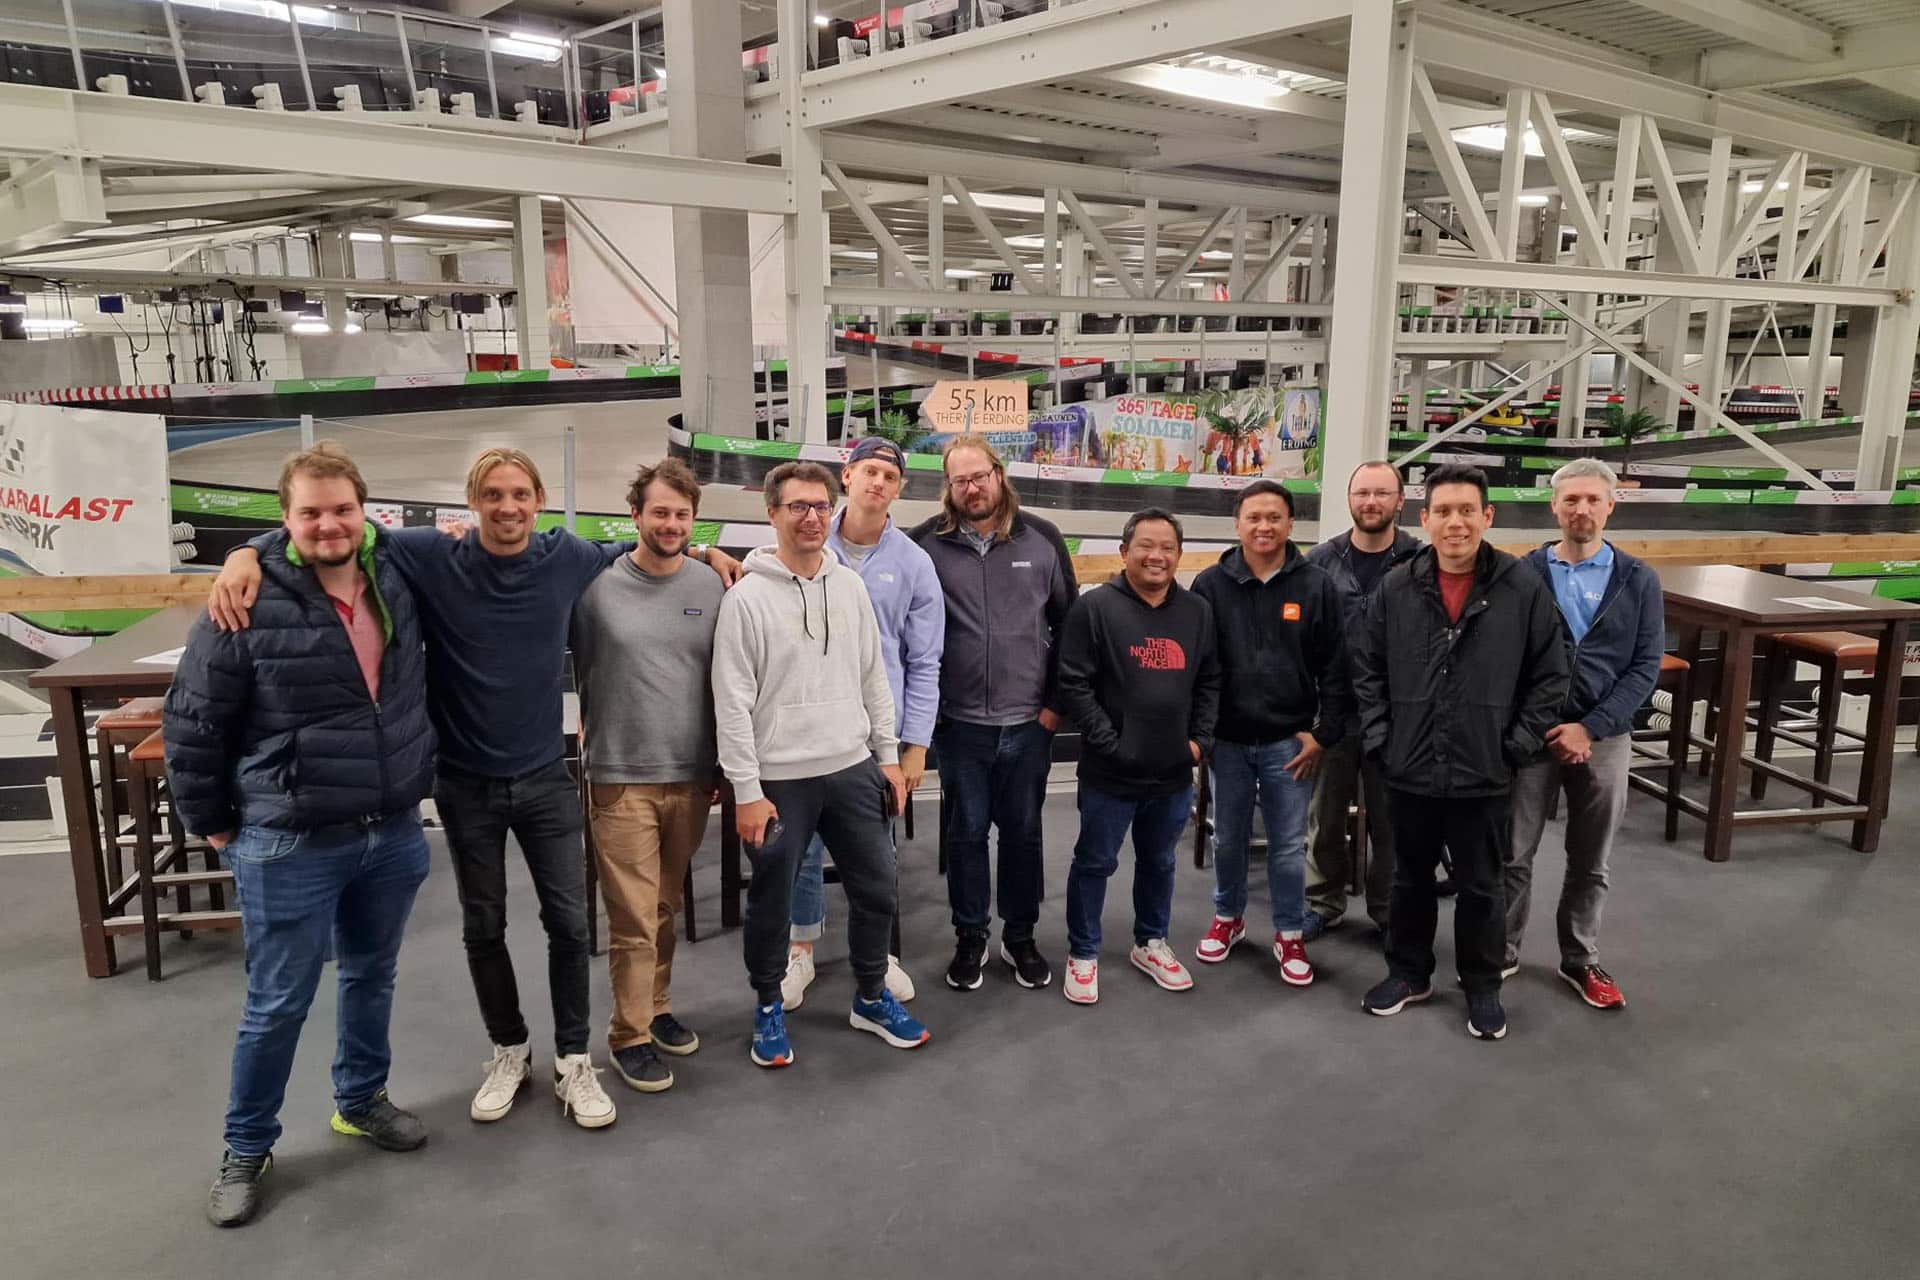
[
  {"left": 570, "top": 552, "right": 724, "bottom": 784},
  {"left": 710, "top": 545, "right": 899, "bottom": 804}
]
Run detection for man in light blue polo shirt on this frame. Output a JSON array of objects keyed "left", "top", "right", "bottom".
[{"left": 1510, "top": 458, "right": 1663, "bottom": 1012}]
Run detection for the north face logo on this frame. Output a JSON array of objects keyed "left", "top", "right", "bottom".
[{"left": 1129, "top": 637, "right": 1187, "bottom": 671}]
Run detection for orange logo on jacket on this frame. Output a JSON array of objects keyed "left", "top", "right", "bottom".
[{"left": 1282, "top": 602, "right": 1302, "bottom": 622}]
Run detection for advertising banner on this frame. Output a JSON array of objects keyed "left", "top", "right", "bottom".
[{"left": 0, "top": 402, "right": 171, "bottom": 574}]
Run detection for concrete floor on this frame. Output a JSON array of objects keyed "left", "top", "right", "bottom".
[{"left": 5, "top": 758, "right": 1918, "bottom": 1279}]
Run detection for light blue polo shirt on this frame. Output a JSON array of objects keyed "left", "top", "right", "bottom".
[{"left": 1546, "top": 542, "right": 1613, "bottom": 644}]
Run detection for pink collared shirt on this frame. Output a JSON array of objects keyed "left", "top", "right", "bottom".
[{"left": 327, "top": 574, "right": 383, "bottom": 701}]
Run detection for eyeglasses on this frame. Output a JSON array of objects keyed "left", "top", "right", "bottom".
[
  {"left": 948, "top": 469, "right": 996, "bottom": 491},
  {"left": 782, "top": 501, "right": 834, "bottom": 519}
]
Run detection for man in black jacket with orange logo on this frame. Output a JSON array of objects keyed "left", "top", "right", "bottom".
[
  {"left": 1190, "top": 480, "right": 1351, "bottom": 986},
  {"left": 1353, "top": 465, "right": 1568, "bottom": 1041},
  {"left": 1055, "top": 508, "right": 1220, "bottom": 1006}
]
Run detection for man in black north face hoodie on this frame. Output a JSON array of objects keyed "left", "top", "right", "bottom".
[{"left": 1055, "top": 508, "right": 1220, "bottom": 1006}]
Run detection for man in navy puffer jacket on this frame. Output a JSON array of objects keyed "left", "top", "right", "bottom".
[{"left": 166, "top": 443, "right": 435, "bottom": 1229}]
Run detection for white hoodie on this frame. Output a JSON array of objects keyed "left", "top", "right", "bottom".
[{"left": 711, "top": 544, "right": 899, "bottom": 804}]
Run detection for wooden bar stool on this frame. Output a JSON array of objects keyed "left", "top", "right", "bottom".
[
  {"left": 125, "top": 730, "right": 239, "bottom": 980},
  {"left": 95, "top": 697, "right": 168, "bottom": 914},
  {"left": 1750, "top": 631, "right": 1876, "bottom": 805}
]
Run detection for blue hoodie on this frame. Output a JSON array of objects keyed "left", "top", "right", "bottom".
[
  {"left": 1523, "top": 541, "right": 1664, "bottom": 743},
  {"left": 828, "top": 510, "right": 946, "bottom": 748}
]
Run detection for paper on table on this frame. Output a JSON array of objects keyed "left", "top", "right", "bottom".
[
  {"left": 1773, "top": 596, "right": 1867, "bottom": 611},
  {"left": 136, "top": 646, "right": 186, "bottom": 666}
]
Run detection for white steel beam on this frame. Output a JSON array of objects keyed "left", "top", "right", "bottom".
[
  {"left": 1153, "top": 206, "right": 1235, "bottom": 300},
  {"left": 945, "top": 178, "right": 1046, "bottom": 296},
  {"left": 1142, "top": 196, "right": 1158, "bottom": 297},
  {"left": 817, "top": 134, "right": 1339, "bottom": 215},
  {"left": 0, "top": 84, "right": 793, "bottom": 215},
  {"left": 798, "top": 0, "right": 1358, "bottom": 130},
  {"left": 1096, "top": 64, "right": 1347, "bottom": 126},
  {"left": 1060, "top": 187, "right": 1142, "bottom": 298},
  {"left": 823, "top": 161, "right": 930, "bottom": 291},
  {"left": 0, "top": 155, "right": 107, "bottom": 254},
  {"left": 1794, "top": 166, "right": 1868, "bottom": 281},
  {"left": 1409, "top": 64, "right": 1499, "bottom": 260},
  {"left": 1243, "top": 216, "right": 1315, "bottom": 300},
  {"left": 1860, "top": 176, "right": 1918, "bottom": 281},
  {"left": 926, "top": 174, "right": 944, "bottom": 290},
  {"left": 823, "top": 287, "right": 1329, "bottom": 318},
  {"left": 1396, "top": 253, "right": 1895, "bottom": 307},
  {"left": 1493, "top": 89, "right": 1531, "bottom": 261},
  {"left": 1606, "top": 115, "right": 1644, "bottom": 271},
  {"left": 1856, "top": 192, "right": 1920, "bottom": 485},
  {"left": 1621, "top": 0, "right": 1834, "bottom": 57},
  {"left": 1691, "top": 19, "right": 1920, "bottom": 91},
  {"left": 1529, "top": 96, "right": 1608, "bottom": 267},
  {"left": 779, "top": 0, "right": 829, "bottom": 441},
  {"left": 1640, "top": 119, "right": 1705, "bottom": 276},
  {"left": 1719, "top": 152, "right": 1799, "bottom": 274}
]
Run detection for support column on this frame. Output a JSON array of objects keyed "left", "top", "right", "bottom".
[
  {"left": 510, "top": 196, "right": 550, "bottom": 371},
  {"left": 1323, "top": 2, "right": 1413, "bottom": 532},
  {"left": 1856, "top": 196, "right": 1920, "bottom": 487},
  {"left": 316, "top": 229, "right": 350, "bottom": 332},
  {"left": 779, "top": 0, "right": 828, "bottom": 440},
  {"left": 1557, "top": 293, "right": 1596, "bottom": 439},
  {"left": 667, "top": 0, "right": 754, "bottom": 436}
]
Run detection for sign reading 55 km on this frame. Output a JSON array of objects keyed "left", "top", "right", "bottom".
[{"left": 924, "top": 380, "right": 1030, "bottom": 433}]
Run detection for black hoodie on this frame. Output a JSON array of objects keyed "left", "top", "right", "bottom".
[
  {"left": 1192, "top": 542, "right": 1352, "bottom": 749},
  {"left": 1055, "top": 572, "right": 1221, "bottom": 799}
]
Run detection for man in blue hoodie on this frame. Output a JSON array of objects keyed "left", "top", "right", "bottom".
[
  {"left": 1508, "top": 458, "right": 1662, "bottom": 1011},
  {"left": 782, "top": 437, "right": 944, "bottom": 1009}
]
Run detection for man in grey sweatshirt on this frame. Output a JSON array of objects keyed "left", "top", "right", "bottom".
[{"left": 711, "top": 461, "right": 929, "bottom": 1068}]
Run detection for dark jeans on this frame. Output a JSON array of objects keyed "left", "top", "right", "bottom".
[
  {"left": 935, "top": 717, "right": 1051, "bottom": 944},
  {"left": 1064, "top": 783, "right": 1193, "bottom": 959},
  {"left": 224, "top": 810, "right": 429, "bottom": 1157},
  {"left": 1384, "top": 788, "right": 1510, "bottom": 995},
  {"left": 745, "top": 759, "right": 898, "bottom": 1005},
  {"left": 436, "top": 758, "right": 591, "bottom": 1056}
]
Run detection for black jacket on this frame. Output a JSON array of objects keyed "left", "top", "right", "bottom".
[
  {"left": 1353, "top": 543, "right": 1570, "bottom": 798},
  {"left": 1055, "top": 573, "right": 1221, "bottom": 799},
  {"left": 1523, "top": 542, "right": 1665, "bottom": 743},
  {"left": 1191, "top": 543, "right": 1353, "bottom": 748},
  {"left": 163, "top": 525, "right": 436, "bottom": 835},
  {"left": 1305, "top": 528, "right": 1424, "bottom": 633},
  {"left": 906, "top": 510, "right": 1077, "bottom": 724}
]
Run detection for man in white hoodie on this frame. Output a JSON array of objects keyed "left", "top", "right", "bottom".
[{"left": 712, "top": 461, "right": 927, "bottom": 1068}]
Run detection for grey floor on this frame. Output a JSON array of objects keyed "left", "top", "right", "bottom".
[{"left": 6, "top": 756, "right": 1919, "bottom": 1279}]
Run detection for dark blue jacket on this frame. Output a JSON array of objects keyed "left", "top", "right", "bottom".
[
  {"left": 1523, "top": 542, "right": 1665, "bottom": 744},
  {"left": 1306, "top": 528, "right": 1424, "bottom": 634},
  {"left": 164, "top": 525, "right": 435, "bottom": 835}
]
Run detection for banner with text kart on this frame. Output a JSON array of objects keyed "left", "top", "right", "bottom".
[{"left": 0, "top": 401, "right": 172, "bottom": 575}]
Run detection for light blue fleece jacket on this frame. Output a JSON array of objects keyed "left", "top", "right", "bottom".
[{"left": 827, "top": 510, "right": 946, "bottom": 749}]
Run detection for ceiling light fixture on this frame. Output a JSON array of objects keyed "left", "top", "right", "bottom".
[
  {"left": 405, "top": 214, "right": 514, "bottom": 230},
  {"left": 290, "top": 320, "right": 331, "bottom": 334},
  {"left": 491, "top": 35, "right": 564, "bottom": 63}
]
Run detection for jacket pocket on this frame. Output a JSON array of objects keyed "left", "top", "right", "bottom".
[{"left": 1113, "top": 711, "right": 1192, "bottom": 776}]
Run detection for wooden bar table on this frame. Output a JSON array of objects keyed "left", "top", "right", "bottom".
[
  {"left": 1657, "top": 566, "right": 1919, "bottom": 862},
  {"left": 28, "top": 606, "right": 200, "bottom": 977}
]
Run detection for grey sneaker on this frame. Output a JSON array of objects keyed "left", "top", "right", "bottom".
[
  {"left": 611, "top": 1042, "right": 673, "bottom": 1093},
  {"left": 330, "top": 1090, "right": 428, "bottom": 1151},
  {"left": 648, "top": 1013, "right": 700, "bottom": 1057},
  {"left": 207, "top": 1150, "right": 270, "bottom": 1228}
]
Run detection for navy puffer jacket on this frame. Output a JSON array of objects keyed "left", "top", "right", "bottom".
[{"left": 163, "top": 525, "right": 435, "bottom": 835}]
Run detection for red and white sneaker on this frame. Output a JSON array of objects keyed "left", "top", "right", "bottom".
[
  {"left": 1063, "top": 957, "right": 1099, "bottom": 1005},
  {"left": 1273, "top": 934, "right": 1314, "bottom": 986},
  {"left": 1130, "top": 938, "right": 1195, "bottom": 991},
  {"left": 1195, "top": 916, "right": 1246, "bottom": 964},
  {"left": 1559, "top": 963, "right": 1625, "bottom": 1010}
]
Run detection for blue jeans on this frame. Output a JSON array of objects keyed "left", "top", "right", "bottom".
[
  {"left": 224, "top": 811, "right": 430, "bottom": 1157},
  {"left": 1209, "top": 737, "right": 1313, "bottom": 933},
  {"left": 1064, "top": 783, "right": 1193, "bottom": 960},
  {"left": 790, "top": 835, "right": 830, "bottom": 942},
  {"left": 935, "top": 718, "right": 1052, "bottom": 943}
]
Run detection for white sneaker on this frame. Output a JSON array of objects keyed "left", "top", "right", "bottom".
[
  {"left": 884, "top": 954, "right": 916, "bottom": 1003},
  {"left": 1063, "top": 957, "right": 1099, "bottom": 1005},
  {"left": 470, "top": 1041, "right": 531, "bottom": 1123},
  {"left": 554, "top": 1053, "right": 617, "bottom": 1130},
  {"left": 781, "top": 945, "right": 817, "bottom": 1011},
  {"left": 1130, "top": 938, "right": 1195, "bottom": 991}
]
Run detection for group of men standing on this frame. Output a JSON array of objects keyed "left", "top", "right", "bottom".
[{"left": 165, "top": 427, "right": 1661, "bottom": 1229}]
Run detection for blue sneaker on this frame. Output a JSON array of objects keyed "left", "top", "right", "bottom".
[
  {"left": 750, "top": 1002, "right": 794, "bottom": 1068},
  {"left": 849, "top": 990, "right": 931, "bottom": 1050}
]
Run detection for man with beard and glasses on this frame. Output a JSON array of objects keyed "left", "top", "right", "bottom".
[
  {"left": 571, "top": 458, "right": 725, "bottom": 1093},
  {"left": 1506, "top": 458, "right": 1660, "bottom": 1012},
  {"left": 1302, "top": 461, "right": 1422, "bottom": 937}
]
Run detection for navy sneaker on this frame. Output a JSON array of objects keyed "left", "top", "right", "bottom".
[
  {"left": 1300, "top": 911, "right": 1336, "bottom": 943},
  {"left": 849, "top": 990, "right": 931, "bottom": 1049},
  {"left": 1466, "top": 990, "right": 1509, "bottom": 1040},
  {"left": 649, "top": 1012, "right": 700, "bottom": 1056},
  {"left": 750, "top": 1002, "right": 794, "bottom": 1068},
  {"left": 1362, "top": 975, "right": 1432, "bottom": 1016}
]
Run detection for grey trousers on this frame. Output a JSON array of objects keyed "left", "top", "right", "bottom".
[
  {"left": 1304, "top": 736, "right": 1394, "bottom": 928},
  {"left": 1505, "top": 732, "right": 1632, "bottom": 969}
]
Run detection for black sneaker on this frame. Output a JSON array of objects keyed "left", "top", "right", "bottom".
[
  {"left": 207, "top": 1150, "right": 270, "bottom": 1228},
  {"left": 945, "top": 934, "right": 988, "bottom": 991},
  {"left": 999, "top": 938, "right": 1052, "bottom": 989},
  {"left": 1361, "top": 975, "right": 1433, "bottom": 1016},
  {"left": 649, "top": 1013, "right": 700, "bottom": 1057},
  {"left": 1466, "top": 990, "right": 1509, "bottom": 1040},
  {"left": 611, "top": 1042, "right": 673, "bottom": 1093},
  {"left": 330, "top": 1090, "right": 428, "bottom": 1151}
]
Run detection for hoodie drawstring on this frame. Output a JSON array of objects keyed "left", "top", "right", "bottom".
[{"left": 792, "top": 574, "right": 830, "bottom": 654}]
